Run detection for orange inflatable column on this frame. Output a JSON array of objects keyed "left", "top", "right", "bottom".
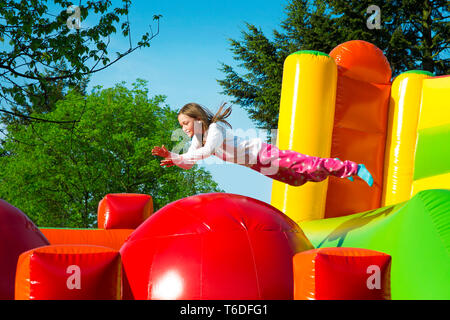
[
  {"left": 293, "top": 247, "right": 391, "bottom": 300},
  {"left": 15, "top": 245, "right": 122, "bottom": 300},
  {"left": 325, "top": 41, "right": 392, "bottom": 218},
  {"left": 98, "top": 193, "right": 153, "bottom": 229}
]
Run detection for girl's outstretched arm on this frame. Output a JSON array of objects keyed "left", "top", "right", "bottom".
[
  {"left": 160, "top": 158, "right": 175, "bottom": 168},
  {"left": 168, "top": 123, "right": 225, "bottom": 170},
  {"left": 151, "top": 145, "right": 169, "bottom": 158},
  {"left": 152, "top": 145, "right": 175, "bottom": 168}
]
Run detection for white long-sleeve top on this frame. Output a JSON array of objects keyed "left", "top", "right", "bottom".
[{"left": 168, "top": 122, "right": 263, "bottom": 170}]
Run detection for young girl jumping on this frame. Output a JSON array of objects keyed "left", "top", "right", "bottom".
[{"left": 151, "top": 103, "right": 373, "bottom": 187}]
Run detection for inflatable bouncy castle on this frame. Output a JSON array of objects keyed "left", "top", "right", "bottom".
[
  {"left": 0, "top": 40, "right": 448, "bottom": 300},
  {"left": 271, "top": 40, "right": 450, "bottom": 299}
]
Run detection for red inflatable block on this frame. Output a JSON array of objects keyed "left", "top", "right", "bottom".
[
  {"left": 0, "top": 199, "right": 49, "bottom": 300},
  {"left": 98, "top": 193, "right": 153, "bottom": 229},
  {"left": 293, "top": 247, "right": 391, "bottom": 300},
  {"left": 15, "top": 245, "right": 121, "bottom": 300},
  {"left": 120, "top": 193, "right": 313, "bottom": 300}
]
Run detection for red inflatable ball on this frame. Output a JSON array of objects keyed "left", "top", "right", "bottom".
[
  {"left": 0, "top": 199, "right": 49, "bottom": 300},
  {"left": 120, "top": 193, "right": 313, "bottom": 300}
]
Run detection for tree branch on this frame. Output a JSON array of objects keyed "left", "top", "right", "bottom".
[{"left": 0, "top": 108, "right": 78, "bottom": 124}]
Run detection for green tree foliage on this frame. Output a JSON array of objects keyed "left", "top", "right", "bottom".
[
  {"left": 0, "top": 80, "right": 223, "bottom": 228},
  {"left": 0, "top": 0, "right": 161, "bottom": 123},
  {"left": 218, "top": 0, "right": 449, "bottom": 134}
]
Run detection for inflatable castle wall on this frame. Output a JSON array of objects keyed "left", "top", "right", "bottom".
[{"left": 271, "top": 40, "right": 449, "bottom": 222}]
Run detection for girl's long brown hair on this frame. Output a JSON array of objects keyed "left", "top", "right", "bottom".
[{"left": 178, "top": 102, "right": 232, "bottom": 146}]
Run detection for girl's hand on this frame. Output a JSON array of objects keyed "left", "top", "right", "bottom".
[
  {"left": 160, "top": 158, "right": 174, "bottom": 168},
  {"left": 151, "top": 145, "right": 170, "bottom": 158}
]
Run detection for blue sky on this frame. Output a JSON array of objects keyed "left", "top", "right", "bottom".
[{"left": 84, "top": 0, "right": 289, "bottom": 203}]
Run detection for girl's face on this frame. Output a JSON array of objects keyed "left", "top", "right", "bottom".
[{"left": 178, "top": 113, "right": 201, "bottom": 138}]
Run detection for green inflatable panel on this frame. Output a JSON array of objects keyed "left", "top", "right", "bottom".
[{"left": 299, "top": 189, "right": 450, "bottom": 300}]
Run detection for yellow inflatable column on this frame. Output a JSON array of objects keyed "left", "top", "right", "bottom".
[
  {"left": 382, "top": 71, "right": 433, "bottom": 206},
  {"left": 411, "top": 75, "right": 450, "bottom": 195},
  {"left": 270, "top": 51, "right": 337, "bottom": 223}
]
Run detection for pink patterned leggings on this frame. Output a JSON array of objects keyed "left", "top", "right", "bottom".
[{"left": 249, "top": 143, "right": 359, "bottom": 186}]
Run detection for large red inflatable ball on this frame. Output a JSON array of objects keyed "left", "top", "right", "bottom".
[
  {"left": 120, "top": 193, "right": 313, "bottom": 300},
  {"left": 0, "top": 199, "right": 49, "bottom": 300}
]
